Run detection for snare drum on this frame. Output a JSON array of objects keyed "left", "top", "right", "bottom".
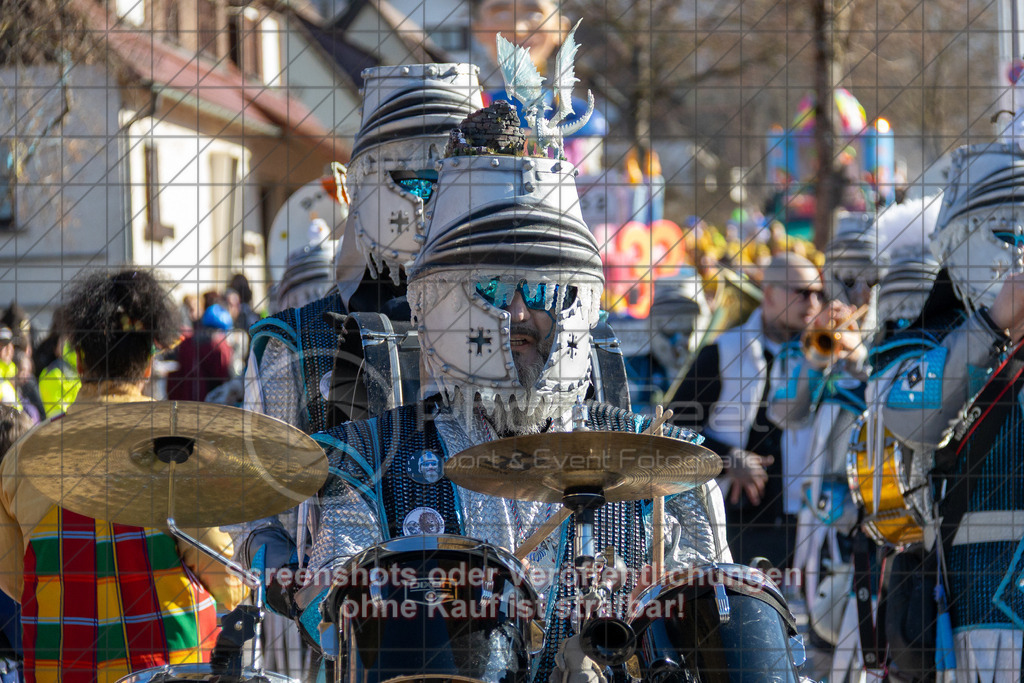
[
  {"left": 117, "top": 663, "right": 295, "bottom": 682},
  {"left": 846, "top": 415, "right": 927, "bottom": 547},
  {"left": 630, "top": 564, "right": 803, "bottom": 683},
  {"left": 322, "top": 535, "right": 540, "bottom": 683}
]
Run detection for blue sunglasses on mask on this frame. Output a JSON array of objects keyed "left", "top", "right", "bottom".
[
  {"left": 994, "top": 231, "right": 1024, "bottom": 248},
  {"left": 391, "top": 170, "right": 439, "bottom": 201},
  {"left": 474, "top": 278, "right": 578, "bottom": 311}
]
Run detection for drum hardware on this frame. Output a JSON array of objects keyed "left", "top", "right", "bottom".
[
  {"left": 157, "top": 440, "right": 272, "bottom": 679},
  {"left": 448, "top": 426, "right": 720, "bottom": 674},
  {"left": 648, "top": 406, "right": 670, "bottom": 581},
  {"left": 209, "top": 604, "right": 261, "bottom": 679},
  {"left": 358, "top": 329, "right": 418, "bottom": 346},
  {"left": 578, "top": 548, "right": 637, "bottom": 667},
  {"left": 564, "top": 485, "right": 605, "bottom": 579},
  {"left": 591, "top": 336, "right": 623, "bottom": 353},
  {"left": 713, "top": 584, "right": 731, "bottom": 623}
]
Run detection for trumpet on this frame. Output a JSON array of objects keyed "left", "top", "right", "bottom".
[{"left": 801, "top": 303, "right": 870, "bottom": 367}]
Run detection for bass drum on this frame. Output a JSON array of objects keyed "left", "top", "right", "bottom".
[
  {"left": 117, "top": 664, "right": 295, "bottom": 682},
  {"left": 328, "top": 313, "right": 633, "bottom": 424},
  {"left": 322, "top": 535, "right": 540, "bottom": 683},
  {"left": 630, "top": 564, "right": 803, "bottom": 683},
  {"left": 845, "top": 414, "right": 929, "bottom": 548}
]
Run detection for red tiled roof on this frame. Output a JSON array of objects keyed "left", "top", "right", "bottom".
[{"left": 76, "top": 0, "right": 346, "bottom": 155}]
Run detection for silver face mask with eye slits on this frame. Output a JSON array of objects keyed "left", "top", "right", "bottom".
[
  {"left": 345, "top": 64, "right": 484, "bottom": 282},
  {"left": 408, "top": 154, "right": 604, "bottom": 422},
  {"left": 932, "top": 143, "right": 1024, "bottom": 313}
]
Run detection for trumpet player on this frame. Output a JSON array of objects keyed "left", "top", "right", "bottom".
[
  {"left": 669, "top": 252, "right": 823, "bottom": 570},
  {"left": 764, "top": 215, "right": 881, "bottom": 679}
]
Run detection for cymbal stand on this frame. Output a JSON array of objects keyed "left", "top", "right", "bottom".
[
  {"left": 563, "top": 486, "right": 610, "bottom": 623},
  {"left": 156, "top": 437, "right": 266, "bottom": 676},
  {"left": 565, "top": 484, "right": 635, "bottom": 668}
]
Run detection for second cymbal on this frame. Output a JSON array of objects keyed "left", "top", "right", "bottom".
[{"left": 446, "top": 431, "right": 722, "bottom": 504}]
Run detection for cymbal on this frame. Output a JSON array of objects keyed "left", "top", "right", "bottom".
[
  {"left": 446, "top": 431, "right": 722, "bottom": 504},
  {"left": 15, "top": 401, "right": 327, "bottom": 528}
]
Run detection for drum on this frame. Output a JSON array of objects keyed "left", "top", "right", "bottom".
[
  {"left": 117, "top": 663, "right": 295, "bottom": 682},
  {"left": 328, "top": 312, "right": 422, "bottom": 423},
  {"left": 845, "top": 414, "right": 927, "bottom": 547},
  {"left": 321, "top": 535, "right": 540, "bottom": 683},
  {"left": 630, "top": 564, "right": 803, "bottom": 683}
]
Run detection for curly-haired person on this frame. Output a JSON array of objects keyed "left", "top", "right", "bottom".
[{"left": 0, "top": 269, "right": 246, "bottom": 683}]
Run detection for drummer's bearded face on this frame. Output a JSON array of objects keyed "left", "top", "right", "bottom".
[
  {"left": 505, "top": 290, "right": 555, "bottom": 387},
  {"left": 487, "top": 291, "right": 557, "bottom": 434}
]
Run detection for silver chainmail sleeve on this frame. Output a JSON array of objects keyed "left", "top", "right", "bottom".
[
  {"left": 663, "top": 479, "right": 733, "bottom": 570},
  {"left": 434, "top": 410, "right": 558, "bottom": 555},
  {"left": 243, "top": 341, "right": 305, "bottom": 429},
  {"left": 305, "top": 474, "right": 382, "bottom": 583},
  {"left": 225, "top": 342, "right": 309, "bottom": 555}
]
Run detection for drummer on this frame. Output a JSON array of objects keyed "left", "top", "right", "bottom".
[
  {"left": 238, "top": 63, "right": 484, "bottom": 678},
  {"left": 298, "top": 101, "right": 731, "bottom": 681},
  {"left": 0, "top": 269, "right": 246, "bottom": 682}
]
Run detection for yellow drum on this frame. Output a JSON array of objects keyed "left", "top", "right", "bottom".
[{"left": 845, "top": 415, "right": 924, "bottom": 548}]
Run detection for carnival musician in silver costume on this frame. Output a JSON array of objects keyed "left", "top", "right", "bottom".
[
  {"left": 875, "top": 144, "right": 1024, "bottom": 683},
  {"left": 238, "top": 64, "right": 483, "bottom": 677},
  {"left": 244, "top": 64, "right": 483, "bottom": 432},
  {"left": 771, "top": 201, "right": 942, "bottom": 678},
  {"left": 298, "top": 99, "right": 732, "bottom": 682}
]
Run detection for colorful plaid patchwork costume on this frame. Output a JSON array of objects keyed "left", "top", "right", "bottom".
[{"left": 20, "top": 506, "right": 219, "bottom": 683}]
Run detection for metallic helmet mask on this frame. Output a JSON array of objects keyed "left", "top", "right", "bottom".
[
  {"left": 932, "top": 142, "right": 1024, "bottom": 313},
  {"left": 347, "top": 64, "right": 483, "bottom": 281},
  {"left": 408, "top": 154, "right": 603, "bottom": 419},
  {"left": 875, "top": 251, "right": 940, "bottom": 330},
  {"left": 871, "top": 194, "right": 942, "bottom": 332},
  {"left": 270, "top": 218, "right": 335, "bottom": 313},
  {"left": 824, "top": 211, "right": 884, "bottom": 305}
]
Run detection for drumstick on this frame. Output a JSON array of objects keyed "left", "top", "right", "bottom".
[
  {"left": 643, "top": 407, "right": 673, "bottom": 436},
  {"left": 515, "top": 507, "right": 572, "bottom": 561},
  {"left": 652, "top": 406, "right": 665, "bottom": 580}
]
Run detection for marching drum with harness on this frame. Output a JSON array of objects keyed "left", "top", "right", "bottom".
[
  {"left": 845, "top": 413, "right": 930, "bottom": 548},
  {"left": 630, "top": 564, "right": 805, "bottom": 683}
]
